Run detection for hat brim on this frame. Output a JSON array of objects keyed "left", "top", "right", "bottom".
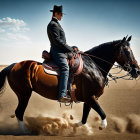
[{"left": 50, "top": 10, "right": 66, "bottom": 15}]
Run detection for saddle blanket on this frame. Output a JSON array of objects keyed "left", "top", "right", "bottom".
[
  {"left": 42, "top": 54, "right": 83, "bottom": 76},
  {"left": 43, "top": 61, "right": 60, "bottom": 75}
]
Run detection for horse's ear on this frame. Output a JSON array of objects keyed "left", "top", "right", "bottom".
[
  {"left": 125, "top": 35, "right": 128, "bottom": 39},
  {"left": 127, "top": 36, "right": 132, "bottom": 42},
  {"left": 121, "top": 37, "right": 126, "bottom": 43}
]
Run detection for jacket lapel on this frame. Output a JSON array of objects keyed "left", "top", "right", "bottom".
[{"left": 51, "top": 17, "right": 63, "bottom": 30}]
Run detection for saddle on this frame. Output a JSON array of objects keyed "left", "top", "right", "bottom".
[
  {"left": 42, "top": 50, "right": 83, "bottom": 76},
  {"left": 42, "top": 49, "right": 83, "bottom": 103}
]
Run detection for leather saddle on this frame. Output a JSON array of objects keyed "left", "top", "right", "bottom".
[{"left": 42, "top": 50, "right": 83, "bottom": 76}]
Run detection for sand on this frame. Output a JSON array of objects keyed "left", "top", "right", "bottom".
[{"left": 0, "top": 66, "right": 140, "bottom": 140}]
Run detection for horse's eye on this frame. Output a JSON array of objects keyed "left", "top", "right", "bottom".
[{"left": 124, "top": 46, "right": 128, "bottom": 50}]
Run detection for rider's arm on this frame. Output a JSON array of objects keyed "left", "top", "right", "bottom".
[{"left": 48, "top": 23, "right": 73, "bottom": 52}]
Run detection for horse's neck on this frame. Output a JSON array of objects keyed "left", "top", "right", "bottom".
[{"left": 86, "top": 41, "right": 120, "bottom": 78}]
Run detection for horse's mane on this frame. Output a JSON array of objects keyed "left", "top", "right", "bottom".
[
  {"left": 83, "top": 40, "right": 121, "bottom": 78},
  {"left": 85, "top": 40, "right": 120, "bottom": 55}
]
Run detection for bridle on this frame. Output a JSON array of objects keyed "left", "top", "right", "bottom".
[
  {"left": 118, "top": 43, "right": 138, "bottom": 72},
  {"left": 80, "top": 41, "right": 139, "bottom": 85}
]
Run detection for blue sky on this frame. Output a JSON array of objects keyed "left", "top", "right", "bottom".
[{"left": 0, "top": 0, "right": 140, "bottom": 64}]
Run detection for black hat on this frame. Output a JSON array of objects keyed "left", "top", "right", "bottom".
[{"left": 50, "top": 5, "right": 65, "bottom": 14}]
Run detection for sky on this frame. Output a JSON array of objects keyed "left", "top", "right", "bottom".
[{"left": 0, "top": 0, "right": 140, "bottom": 65}]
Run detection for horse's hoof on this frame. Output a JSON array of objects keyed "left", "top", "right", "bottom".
[
  {"left": 21, "top": 128, "right": 31, "bottom": 135},
  {"left": 76, "top": 121, "right": 83, "bottom": 127},
  {"left": 99, "top": 118, "right": 107, "bottom": 130}
]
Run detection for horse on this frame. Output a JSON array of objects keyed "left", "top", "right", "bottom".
[{"left": 0, "top": 36, "right": 139, "bottom": 133}]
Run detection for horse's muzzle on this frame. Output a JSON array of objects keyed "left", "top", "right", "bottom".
[
  {"left": 130, "top": 68, "right": 139, "bottom": 78},
  {"left": 137, "top": 70, "right": 140, "bottom": 75}
]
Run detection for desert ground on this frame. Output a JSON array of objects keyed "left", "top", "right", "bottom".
[{"left": 0, "top": 65, "right": 140, "bottom": 140}]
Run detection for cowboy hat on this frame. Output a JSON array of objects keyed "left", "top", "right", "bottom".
[{"left": 50, "top": 5, "right": 66, "bottom": 15}]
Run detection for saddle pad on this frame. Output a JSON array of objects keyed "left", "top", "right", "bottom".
[{"left": 43, "top": 63, "right": 60, "bottom": 76}]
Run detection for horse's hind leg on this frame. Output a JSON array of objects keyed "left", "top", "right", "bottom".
[{"left": 12, "top": 88, "right": 32, "bottom": 133}]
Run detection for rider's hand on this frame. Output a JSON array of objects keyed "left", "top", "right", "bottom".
[{"left": 72, "top": 46, "right": 79, "bottom": 52}]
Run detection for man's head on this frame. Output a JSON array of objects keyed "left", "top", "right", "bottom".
[
  {"left": 50, "top": 5, "right": 64, "bottom": 21},
  {"left": 53, "top": 12, "right": 63, "bottom": 21}
]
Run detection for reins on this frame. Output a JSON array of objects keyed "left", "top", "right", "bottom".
[
  {"left": 81, "top": 52, "right": 115, "bottom": 66},
  {"left": 80, "top": 52, "right": 134, "bottom": 85}
]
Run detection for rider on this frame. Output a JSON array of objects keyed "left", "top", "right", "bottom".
[{"left": 47, "top": 5, "right": 74, "bottom": 103}]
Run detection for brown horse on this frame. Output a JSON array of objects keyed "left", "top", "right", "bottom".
[{"left": 0, "top": 36, "right": 139, "bottom": 133}]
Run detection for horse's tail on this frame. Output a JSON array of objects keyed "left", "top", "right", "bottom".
[{"left": 0, "top": 63, "right": 16, "bottom": 95}]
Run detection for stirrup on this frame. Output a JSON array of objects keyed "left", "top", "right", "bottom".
[
  {"left": 58, "top": 101, "right": 73, "bottom": 108},
  {"left": 58, "top": 96, "right": 71, "bottom": 103}
]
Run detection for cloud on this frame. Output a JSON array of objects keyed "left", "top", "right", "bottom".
[
  {"left": 0, "top": 17, "right": 31, "bottom": 43},
  {"left": 7, "top": 33, "right": 30, "bottom": 41},
  {"left": 0, "top": 28, "right": 5, "bottom": 33},
  {"left": 0, "top": 17, "right": 30, "bottom": 32},
  {"left": 0, "top": 17, "right": 25, "bottom": 26}
]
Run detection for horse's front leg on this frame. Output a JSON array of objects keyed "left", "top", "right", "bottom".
[
  {"left": 77, "top": 96, "right": 107, "bottom": 130},
  {"left": 76, "top": 102, "right": 91, "bottom": 126},
  {"left": 89, "top": 96, "right": 107, "bottom": 129}
]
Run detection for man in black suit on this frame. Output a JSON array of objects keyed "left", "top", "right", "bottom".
[{"left": 47, "top": 5, "right": 73, "bottom": 102}]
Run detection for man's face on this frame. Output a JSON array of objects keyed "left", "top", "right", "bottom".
[{"left": 55, "top": 12, "right": 63, "bottom": 21}]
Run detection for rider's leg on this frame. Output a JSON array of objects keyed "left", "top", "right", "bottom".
[
  {"left": 50, "top": 48, "right": 71, "bottom": 102},
  {"left": 57, "top": 57, "right": 70, "bottom": 99},
  {"left": 50, "top": 54, "right": 70, "bottom": 101}
]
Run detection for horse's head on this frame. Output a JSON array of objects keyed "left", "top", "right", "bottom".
[{"left": 115, "top": 36, "right": 139, "bottom": 78}]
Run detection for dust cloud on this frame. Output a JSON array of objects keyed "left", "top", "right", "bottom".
[
  {"left": 25, "top": 112, "right": 94, "bottom": 136},
  {"left": 111, "top": 114, "right": 140, "bottom": 134}
]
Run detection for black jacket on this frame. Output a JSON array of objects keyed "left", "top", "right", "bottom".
[{"left": 47, "top": 17, "right": 73, "bottom": 57}]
